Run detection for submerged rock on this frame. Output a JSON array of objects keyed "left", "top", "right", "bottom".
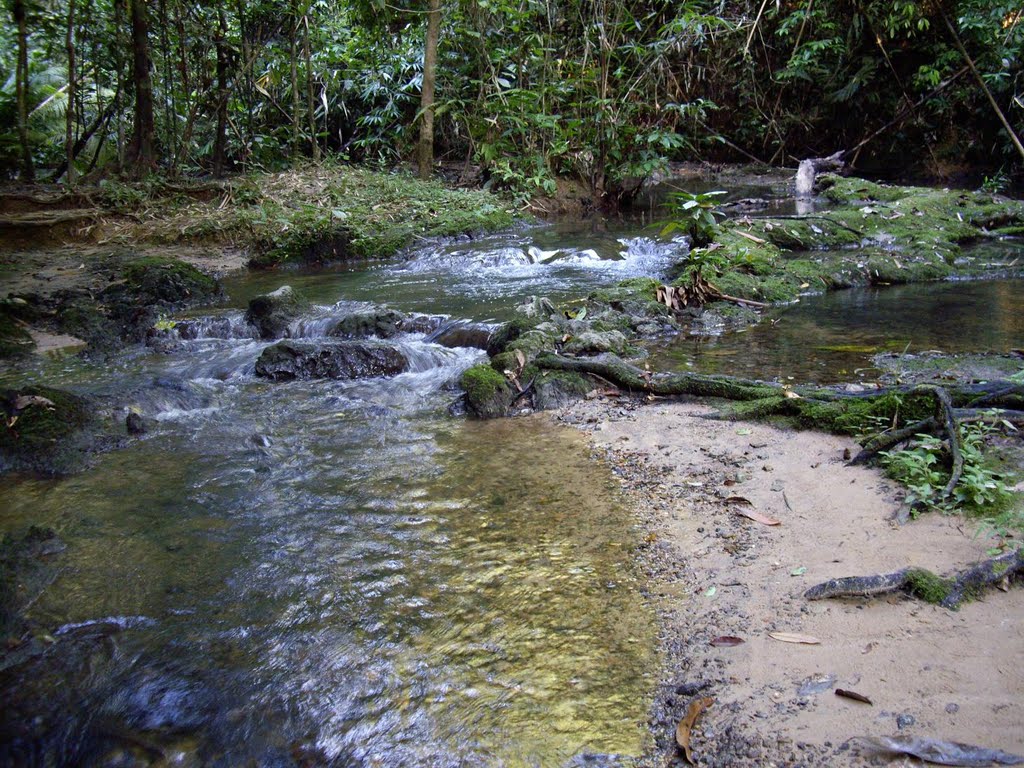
[
  {"left": 245, "top": 285, "right": 308, "bottom": 339},
  {"left": 254, "top": 339, "right": 409, "bottom": 381}
]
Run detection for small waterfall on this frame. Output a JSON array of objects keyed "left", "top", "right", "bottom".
[{"left": 172, "top": 312, "right": 259, "bottom": 340}]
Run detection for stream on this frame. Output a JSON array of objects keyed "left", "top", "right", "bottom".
[{"left": 2, "top": 211, "right": 1023, "bottom": 766}]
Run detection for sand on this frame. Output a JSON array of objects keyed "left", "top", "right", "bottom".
[{"left": 553, "top": 395, "right": 1024, "bottom": 767}]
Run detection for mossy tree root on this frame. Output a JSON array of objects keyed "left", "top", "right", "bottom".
[
  {"left": 804, "top": 549, "right": 1024, "bottom": 609},
  {"left": 534, "top": 353, "right": 779, "bottom": 401}
]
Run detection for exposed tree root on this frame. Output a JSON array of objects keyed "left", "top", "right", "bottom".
[
  {"left": 804, "top": 549, "right": 1024, "bottom": 609},
  {"left": 534, "top": 353, "right": 1022, "bottom": 504}
]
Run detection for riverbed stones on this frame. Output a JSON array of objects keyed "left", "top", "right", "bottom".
[
  {"left": 254, "top": 339, "right": 409, "bottom": 381},
  {"left": 245, "top": 285, "right": 308, "bottom": 339}
]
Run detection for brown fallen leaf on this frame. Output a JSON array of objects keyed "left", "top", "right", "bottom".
[
  {"left": 675, "top": 696, "right": 714, "bottom": 763},
  {"left": 768, "top": 631, "right": 821, "bottom": 645},
  {"left": 733, "top": 508, "right": 782, "bottom": 526},
  {"left": 710, "top": 636, "right": 745, "bottom": 647},
  {"left": 723, "top": 495, "right": 752, "bottom": 505},
  {"left": 835, "top": 689, "right": 872, "bottom": 705}
]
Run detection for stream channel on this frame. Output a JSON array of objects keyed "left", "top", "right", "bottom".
[{"left": 2, "top": 201, "right": 1023, "bottom": 766}]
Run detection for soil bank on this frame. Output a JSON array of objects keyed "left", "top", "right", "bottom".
[{"left": 551, "top": 396, "right": 1024, "bottom": 768}]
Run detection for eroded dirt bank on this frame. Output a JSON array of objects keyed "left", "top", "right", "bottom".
[{"left": 551, "top": 396, "right": 1024, "bottom": 768}]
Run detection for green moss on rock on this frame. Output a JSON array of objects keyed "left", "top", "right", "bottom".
[
  {"left": 0, "top": 386, "right": 98, "bottom": 475},
  {"left": 121, "top": 257, "right": 219, "bottom": 304},
  {"left": 460, "top": 364, "right": 516, "bottom": 419}
]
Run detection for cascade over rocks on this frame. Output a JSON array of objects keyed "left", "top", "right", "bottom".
[{"left": 254, "top": 339, "right": 410, "bottom": 381}]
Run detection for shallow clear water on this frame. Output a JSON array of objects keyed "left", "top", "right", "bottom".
[
  {"left": 3, "top": 211, "right": 1023, "bottom": 766},
  {"left": 1, "top": 223, "right": 672, "bottom": 767},
  {"left": 647, "top": 275, "right": 1024, "bottom": 383}
]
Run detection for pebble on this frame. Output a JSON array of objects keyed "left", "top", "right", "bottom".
[
  {"left": 945, "top": 702, "right": 959, "bottom": 714},
  {"left": 896, "top": 713, "right": 916, "bottom": 729}
]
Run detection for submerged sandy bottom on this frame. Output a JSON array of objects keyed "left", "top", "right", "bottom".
[{"left": 551, "top": 396, "right": 1024, "bottom": 767}]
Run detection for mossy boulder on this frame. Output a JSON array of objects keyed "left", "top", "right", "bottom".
[
  {"left": 97, "top": 257, "right": 221, "bottom": 344},
  {"left": 460, "top": 364, "right": 516, "bottom": 419},
  {"left": 0, "top": 386, "right": 101, "bottom": 475},
  {"left": 245, "top": 286, "right": 309, "bottom": 339},
  {"left": 120, "top": 257, "right": 219, "bottom": 305}
]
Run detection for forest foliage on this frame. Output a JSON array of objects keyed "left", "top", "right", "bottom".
[{"left": 2, "top": 0, "right": 1023, "bottom": 199}]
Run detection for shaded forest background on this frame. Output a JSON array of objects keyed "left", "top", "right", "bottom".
[{"left": 2, "top": 0, "right": 1022, "bottom": 200}]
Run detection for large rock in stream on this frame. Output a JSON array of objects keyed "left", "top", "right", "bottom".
[
  {"left": 245, "top": 285, "right": 308, "bottom": 339},
  {"left": 254, "top": 340, "right": 410, "bottom": 381}
]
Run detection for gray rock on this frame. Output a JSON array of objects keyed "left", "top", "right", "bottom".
[
  {"left": 245, "top": 286, "right": 308, "bottom": 339},
  {"left": 563, "top": 330, "right": 629, "bottom": 356},
  {"left": 429, "top": 322, "right": 493, "bottom": 350},
  {"left": 254, "top": 340, "right": 409, "bottom": 381},
  {"left": 329, "top": 307, "right": 407, "bottom": 339}
]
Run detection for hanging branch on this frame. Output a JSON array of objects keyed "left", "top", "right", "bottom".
[{"left": 940, "top": 7, "right": 1024, "bottom": 163}]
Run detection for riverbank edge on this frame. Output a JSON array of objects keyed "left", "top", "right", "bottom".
[{"left": 548, "top": 396, "right": 1024, "bottom": 768}]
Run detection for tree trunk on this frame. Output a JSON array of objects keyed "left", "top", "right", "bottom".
[
  {"left": 14, "top": 0, "right": 34, "bottom": 182},
  {"left": 418, "top": 0, "right": 442, "bottom": 180},
  {"left": 303, "top": 10, "right": 319, "bottom": 162},
  {"left": 212, "top": 10, "right": 230, "bottom": 177},
  {"left": 113, "top": 0, "right": 126, "bottom": 167},
  {"left": 125, "top": 0, "right": 156, "bottom": 177},
  {"left": 65, "top": 0, "right": 77, "bottom": 187},
  {"left": 290, "top": 2, "right": 301, "bottom": 162}
]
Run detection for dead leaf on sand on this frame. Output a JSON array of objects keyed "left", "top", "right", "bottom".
[
  {"left": 733, "top": 507, "right": 782, "bottom": 526},
  {"left": 835, "top": 689, "right": 872, "bottom": 705},
  {"left": 710, "top": 636, "right": 745, "bottom": 647},
  {"left": 676, "top": 697, "right": 714, "bottom": 763},
  {"left": 768, "top": 631, "right": 821, "bottom": 645},
  {"left": 856, "top": 735, "right": 1024, "bottom": 766}
]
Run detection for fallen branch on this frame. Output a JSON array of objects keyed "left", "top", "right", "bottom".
[
  {"left": 804, "top": 549, "right": 1024, "bottom": 609},
  {"left": 851, "top": 416, "right": 937, "bottom": 464}
]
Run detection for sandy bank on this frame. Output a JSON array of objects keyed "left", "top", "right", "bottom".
[{"left": 552, "top": 396, "right": 1024, "bottom": 767}]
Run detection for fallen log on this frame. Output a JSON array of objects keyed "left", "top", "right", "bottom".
[{"left": 804, "top": 549, "right": 1024, "bottom": 609}]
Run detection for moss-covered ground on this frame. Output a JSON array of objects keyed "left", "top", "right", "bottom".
[
  {"left": 686, "top": 175, "right": 1024, "bottom": 303},
  {"left": 94, "top": 162, "right": 517, "bottom": 267}
]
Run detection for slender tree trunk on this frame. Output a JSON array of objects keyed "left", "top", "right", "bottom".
[
  {"left": 290, "top": 2, "right": 301, "bottom": 162},
  {"left": 303, "top": 10, "right": 319, "bottom": 162},
  {"left": 113, "top": 0, "right": 126, "bottom": 167},
  {"left": 14, "top": 0, "right": 35, "bottom": 181},
  {"left": 418, "top": 0, "right": 442, "bottom": 179},
  {"left": 126, "top": 0, "right": 156, "bottom": 177},
  {"left": 65, "top": 0, "right": 77, "bottom": 186},
  {"left": 212, "top": 10, "right": 230, "bottom": 177}
]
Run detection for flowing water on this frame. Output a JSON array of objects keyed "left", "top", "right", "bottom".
[{"left": 2, "top": 213, "right": 1023, "bottom": 766}]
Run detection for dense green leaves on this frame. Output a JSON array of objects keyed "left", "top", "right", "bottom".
[{"left": 0, "top": 0, "right": 1021, "bottom": 187}]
